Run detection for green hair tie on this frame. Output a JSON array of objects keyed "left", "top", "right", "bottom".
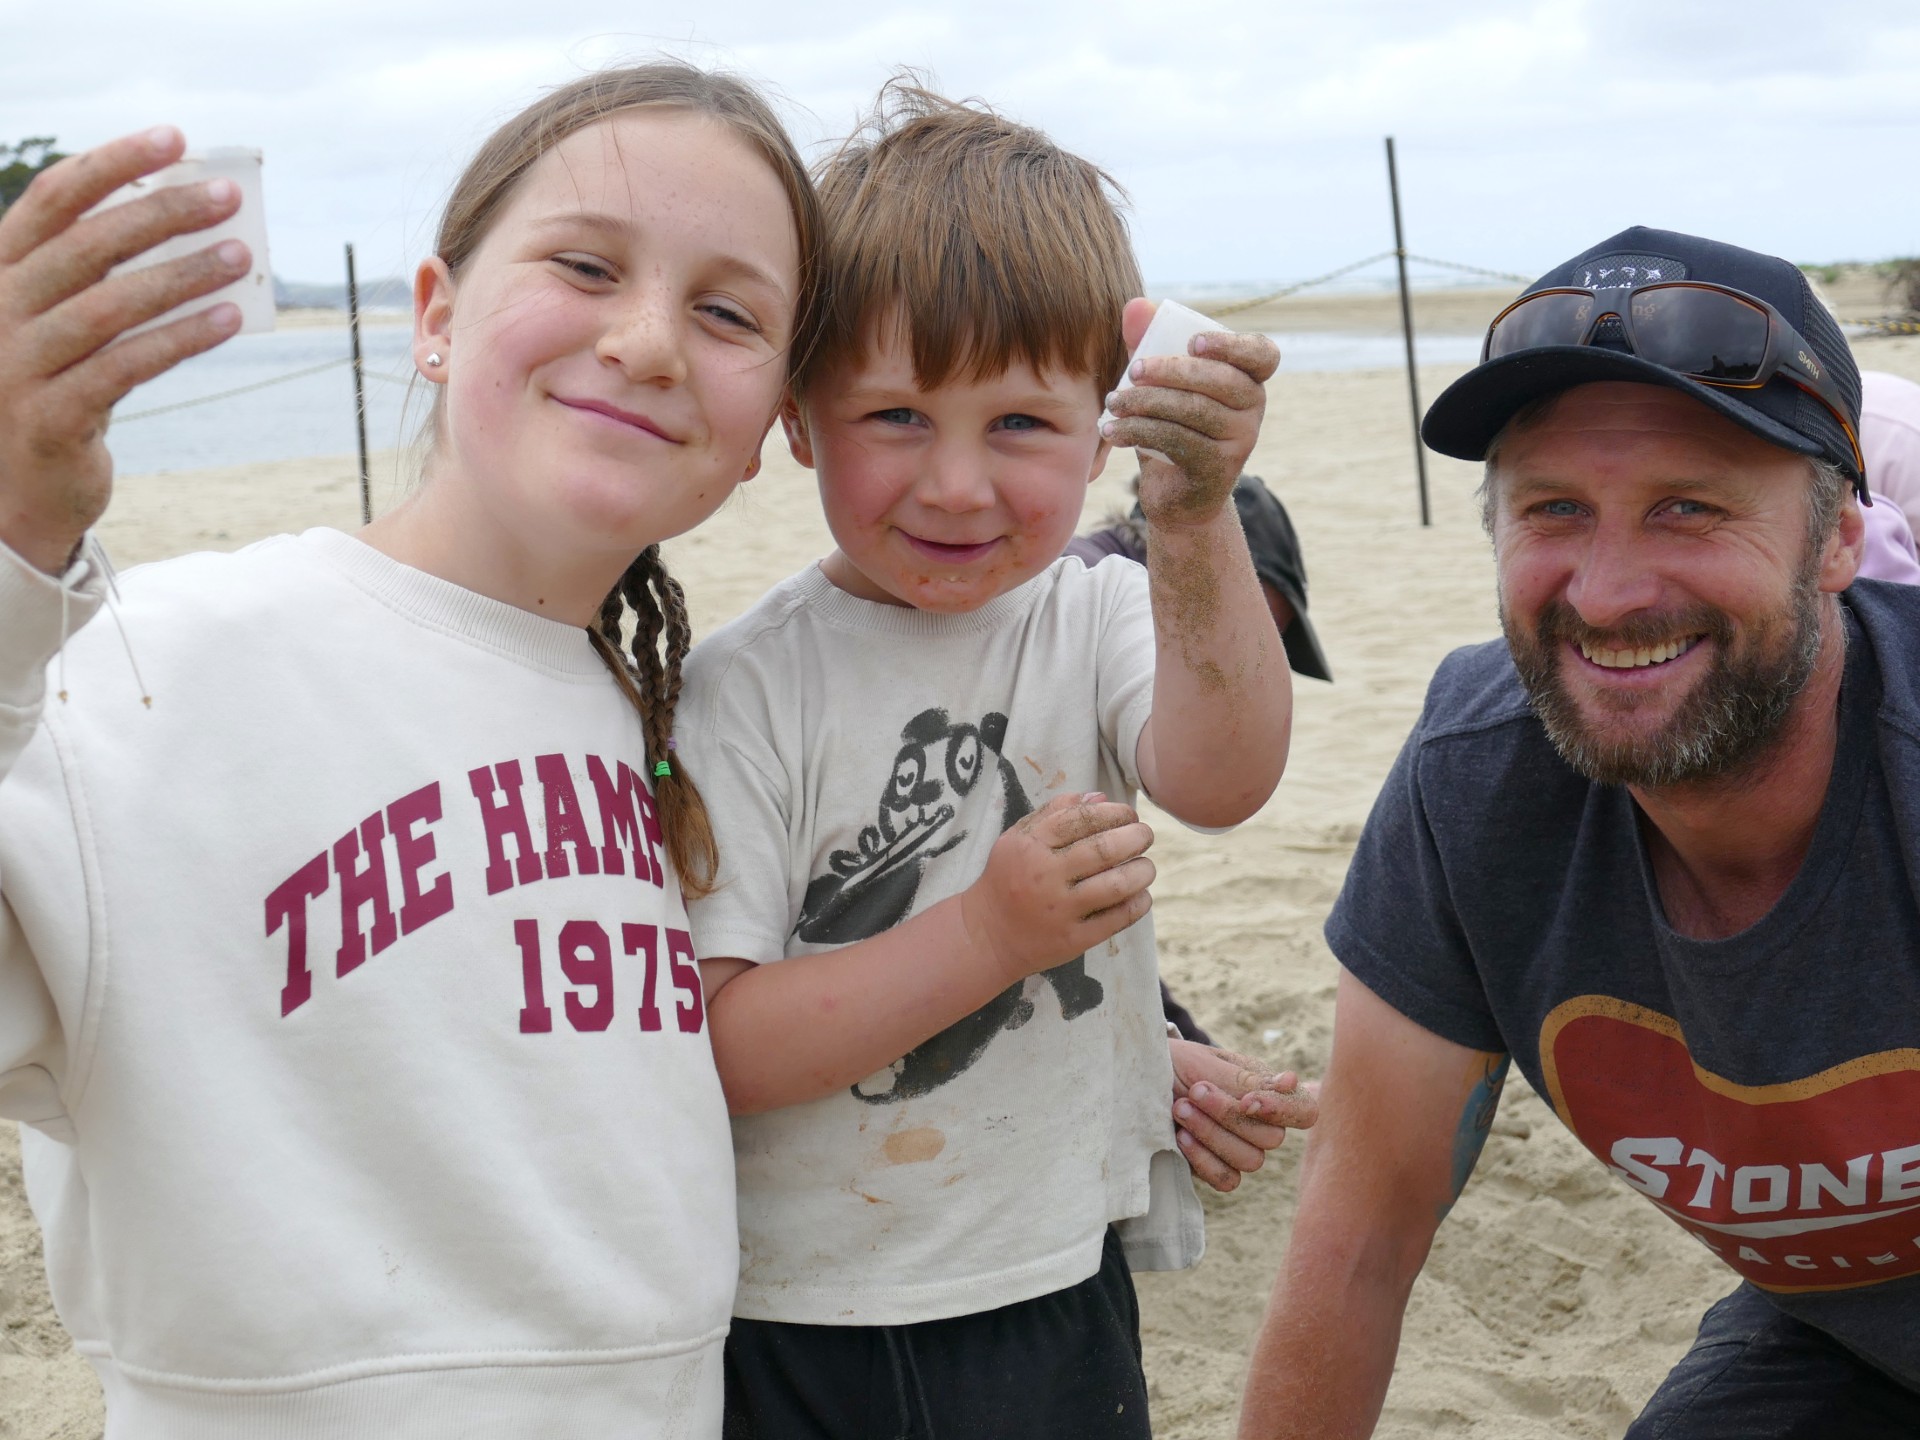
[{"left": 653, "top": 760, "right": 672, "bottom": 779}]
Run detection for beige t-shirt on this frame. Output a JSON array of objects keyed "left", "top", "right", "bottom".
[{"left": 680, "top": 557, "right": 1202, "bottom": 1326}]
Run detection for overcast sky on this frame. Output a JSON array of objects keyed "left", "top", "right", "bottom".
[{"left": 7, "top": 1, "right": 1919, "bottom": 292}]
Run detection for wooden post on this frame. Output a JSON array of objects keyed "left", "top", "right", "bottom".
[
  {"left": 345, "top": 243, "right": 372, "bottom": 525},
  {"left": 1385, "top": 137, "right": 1431, "bottom": 528}
]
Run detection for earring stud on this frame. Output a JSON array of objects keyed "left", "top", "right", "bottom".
[{"left": 426, "top": 352, "right": 443, "bottom": 367}]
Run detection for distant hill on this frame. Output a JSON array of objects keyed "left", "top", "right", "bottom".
[{"left": 273, "top": 274, "right": 412, "bottom": 311}]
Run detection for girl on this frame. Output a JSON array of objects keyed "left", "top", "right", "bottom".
[{"left": 0, "top": 64, "right": 818, "bottom": 1438}]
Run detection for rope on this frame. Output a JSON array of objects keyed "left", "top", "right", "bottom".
[
  {"left": 110, "top": 357, "right": 353, "bottom": 425},
  {"left": 1203, "top": 252, "right": 1395, "bottom": 317},
  {"left": 1203, "top": 250, "right": 1531, "bottom": 318},
  {"left": 1858, "top": 316, "right": 1920, "bottom": 338},
  {"left": 1403, "top": 253, "right": 1533, "bottom": 285}
]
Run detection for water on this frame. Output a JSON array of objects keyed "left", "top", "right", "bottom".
[
  {"left": 1273, "top": 331, "right": 1481, "bottom": 373},
  {"left": 106, "top": 322, "right": 421, "bottom": 476},
  {"left": 103, "top": 323, "right": 1484, "bottom": 476}
]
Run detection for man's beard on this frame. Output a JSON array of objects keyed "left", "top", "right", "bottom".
[{"left": 1502, "top": 560, "right": 1826, "bottom": 789}]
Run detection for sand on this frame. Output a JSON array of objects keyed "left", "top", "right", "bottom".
[{"left": 6, "top": 305, "right": 1920, "bottom": 1438}]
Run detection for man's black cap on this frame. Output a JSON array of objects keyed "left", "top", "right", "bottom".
[
  {"left": 1229, "top": 475, "right": 1332, "bottom": 683},
  {"left": 1421, "top": 226, "right": 1862, "bottom": 486}
]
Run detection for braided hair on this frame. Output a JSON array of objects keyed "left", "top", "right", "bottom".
[{"left": 590, "top": 545, "right": 719, "bottom": 898}]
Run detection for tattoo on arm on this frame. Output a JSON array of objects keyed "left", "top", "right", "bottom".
[{"left": 1438, "top": 1054, "right": 1509, "bottom": 1222}]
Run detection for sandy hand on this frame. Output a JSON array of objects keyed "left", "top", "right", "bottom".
[
  {"left": 1170, "top": 1037, "right": 1321, "bottom": 1192},
  {"left": 1101, "top": 297, "right": 1280, "bottom": 530},
  {"left": 0, "top": 126, "right": 250, "bottom": 575},
  {"left": 959, "top": 791, "right": 1155, "bottom": 984}
]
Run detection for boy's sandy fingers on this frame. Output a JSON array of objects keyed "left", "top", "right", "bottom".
[
  {"left": 1244, "top": 1085, "right": 1320, "bottom": 1129},
  {"left": 1194, "top": 330, "right": 1280, "bottom": 384},
  {"left": 1125, "top": 354, "right": 1266, "bottom": 411},
  {"left": 1182, "top": 1082, "right": 1289, "bottom": 1150},
  {"left": 1060, "top": 819, "right": 1154, "bottom": 883},
  {"left": 14, "top": 178, "right": 243, "bottom": 320},
  {"left": 1073, "top": 889, "right": 1152, "bottom": 952},
  {"left": 1071, "top": 855, "right": 1155, "bottom": 926},
  {"left": 1203, "top": 1048, "right": 1299, "bottom": 1097},
  {"left": 0, "top": 128, "right": 185, "bottom": 267},
  {"left": 1176, "top": 1126, "right": 1244, "bottom": 1193},
  {"left": 1032, "top": 795, "right": 1140, "bottom": 850},
  {"left": 1174, "top": 1093, "right": 1272, "bottom": 1175},
  {"left": 35, "top": 239, "right": 248, "bottom": 378},
  {"left": 1104, "top": 415, "right": 1235, "bottom": 488},
  {"left": 1104, "top": 383, "right": 1237, "bottom": 442}
]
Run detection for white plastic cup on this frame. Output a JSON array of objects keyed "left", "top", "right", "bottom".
[
  {"left": 1100, "top": 299, "right": 1230, "bottom": 428},
  {"left": 91, "top": 147, "right": 274, "bottom": 336}
]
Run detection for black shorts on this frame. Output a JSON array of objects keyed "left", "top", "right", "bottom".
[
  {"left": 722, "top": 1227, "right": 1150, "bottom": 1440},
  {"left": 1627, "top": 1285, "right": 1920, "bottom": 1440}
]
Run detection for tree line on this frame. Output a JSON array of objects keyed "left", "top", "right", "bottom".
[{"left": 1, "top": 138, "right": 68, "bottom": 210}]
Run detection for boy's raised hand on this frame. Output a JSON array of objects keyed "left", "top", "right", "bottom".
[
  {"left": 1101, "top": 298, "right": 1280, "bottom": 530},
  {"left": 959, "top": 791, "right": 1154, "bottom": 984},
  {"left": 0, "top": 127, "right": 249, "bottom": 575}
]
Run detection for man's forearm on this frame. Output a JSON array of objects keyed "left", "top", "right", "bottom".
[
  {"left": 1238, "top": 1228, "right": 1419, "bottom": 1440},
  {"left": 1138, "top": 506, "right": 1292, "bottom": 824}
]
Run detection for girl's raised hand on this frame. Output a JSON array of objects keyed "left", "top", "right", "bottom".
[{"left": 0, "top": 127, "right": 250, "bottom": 575}]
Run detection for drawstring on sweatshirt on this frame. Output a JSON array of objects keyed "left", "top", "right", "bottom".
[
  {"left": 55, "top": 537, "right": 152, "bottom": 709},
  {"left": 56, "top": 569, "right": 70, "bottom": 703}
]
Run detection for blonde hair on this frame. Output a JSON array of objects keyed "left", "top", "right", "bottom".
[
  {"left": 796, "top": 77, "right": 1140, "bottom": 397},
  {"left": 434, "top": 61, "right": 825, "bottom": 897}
]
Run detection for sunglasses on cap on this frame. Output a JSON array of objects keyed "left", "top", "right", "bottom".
[{"left": 1482, "top": 280, "right": 1865, "bottom": 485}]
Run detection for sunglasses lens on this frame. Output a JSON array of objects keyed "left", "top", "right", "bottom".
[
  {"left": 1487, "top": 292, "right": 1596, "bottom": 358},
  {"left": 1629, "top": 287, "right": 1771, "bottom": 382}
]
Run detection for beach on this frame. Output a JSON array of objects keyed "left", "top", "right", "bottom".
[{"left": 5, "top": 296, "right": 1919, "bottom": 1438}]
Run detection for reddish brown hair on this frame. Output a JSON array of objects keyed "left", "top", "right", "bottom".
[
  {"left": 434, "top": 62, "right": 825, "bottom": 897},
  {"left": 796, "top": 78, "right": 1140, "bottom": 397}
]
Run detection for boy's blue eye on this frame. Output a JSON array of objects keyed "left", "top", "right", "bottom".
[
  {"left": 874, "top": 408, "right": 919, "bottom": 426},
  {"left": 996, "top": 413, "right": 1044, "bottom": 433}
]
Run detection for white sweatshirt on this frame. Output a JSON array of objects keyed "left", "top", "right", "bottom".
[{"left": 0, "top": 529, "right": 735, "bottom": 1439}]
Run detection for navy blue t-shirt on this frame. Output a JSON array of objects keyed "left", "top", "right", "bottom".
[{"left": 1327, "top": 581, "right": 1920, "bottom": 1387}]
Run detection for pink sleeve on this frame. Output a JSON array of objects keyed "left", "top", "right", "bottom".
[{"left": 1857, "top": 491, "right": 1920, "bottom": 586}]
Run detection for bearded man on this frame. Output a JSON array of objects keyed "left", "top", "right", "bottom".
[{"left": 1238, "top": 228, "right": 1920, "bottom": 1440}]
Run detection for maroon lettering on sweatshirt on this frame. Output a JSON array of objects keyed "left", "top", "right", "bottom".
[
  {"left": 267, "top": 853, "right": 331, "bottom": 1016},
  {"left": 667, "top": 927, "right": 704, "bottom": 1034},
  {"left": 636, "top": 776, "right": 667, "bottom": 888},
  {"left": 333, "top": 811, "right": 399, "bottom": 977},
  {"left": 585, "top": 755, "right": 662, "bottom": 887},
  {"left": 625, "top": 922, "right": 662, "bottom": 1032},
  {"left": 469, "top": 759, "right": 544, "bottom": 895},
  {"left": 535, "top": 753, "right": 602, "bottom": 881},
  {"left": 514, "top": 918, "right": 553, "bottom": 1033},
  {"left": 388, "top": 782, "right": 454, "bottom": 935},
  {"left": 559, "top": 918, "right": 616, "bottom": 1031}
]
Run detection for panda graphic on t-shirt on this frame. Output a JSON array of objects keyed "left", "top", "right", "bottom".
[{"left": 795, "top": 705, "right": 1105, "bottom": 1103}]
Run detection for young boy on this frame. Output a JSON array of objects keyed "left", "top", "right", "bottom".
[{"left": 681, "top": 84, "right": 1296, "bottom": 1436}]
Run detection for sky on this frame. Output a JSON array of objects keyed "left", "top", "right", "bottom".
[{"left": 6, "top": 0, "right": 1919, "bottom": 293}]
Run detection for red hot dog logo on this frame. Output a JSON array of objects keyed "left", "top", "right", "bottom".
[{"left": 1540, "top": 996, "right": 1920, "bottom": 1293}]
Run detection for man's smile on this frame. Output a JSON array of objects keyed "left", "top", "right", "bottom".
[{"left": 1573, "top": 634, "right": 1707, "bottom": 671}]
